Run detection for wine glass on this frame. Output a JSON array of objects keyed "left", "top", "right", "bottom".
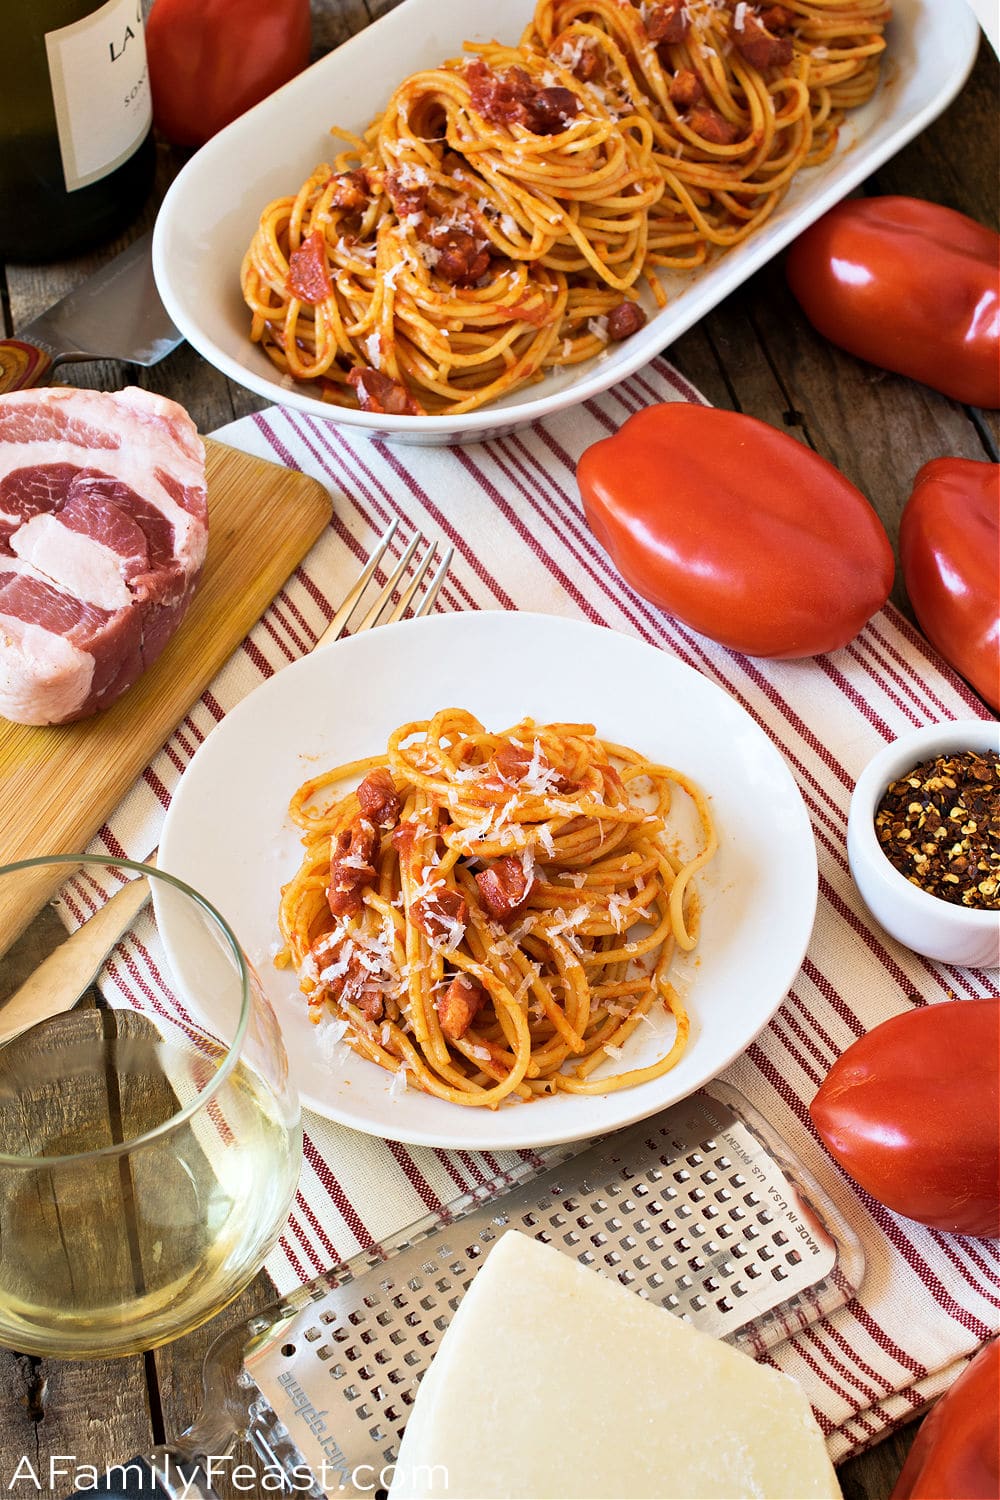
[{"left": 0, "top": 855, "right": 302, "bottom": 1360}]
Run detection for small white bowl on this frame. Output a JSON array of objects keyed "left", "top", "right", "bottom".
[{"left": 847, "top": 720, "right": 1000, "bottom": 969}]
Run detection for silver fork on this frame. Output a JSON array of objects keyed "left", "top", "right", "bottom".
[
  {"left": 322, "top": 521, "right": 452, "bottom": 643},
  {"left": 0, "top": 528, "right": 453, "bottom": 1045}
]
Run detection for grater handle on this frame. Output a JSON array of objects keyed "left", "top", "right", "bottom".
[{"left": 64, "top": 1450, "right": 218, "bottom": 1500}]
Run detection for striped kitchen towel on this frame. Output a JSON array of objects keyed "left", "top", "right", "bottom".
[{"left": 86, "top": 357, "right": 998, "bottom": 1464}]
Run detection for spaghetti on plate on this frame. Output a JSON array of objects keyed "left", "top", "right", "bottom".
[
  {"left": 242, "top": 0, "right": 890, "bottom": 415},
  {"left": 277, "top": 710, "right": 717, "bottom": 1108}
]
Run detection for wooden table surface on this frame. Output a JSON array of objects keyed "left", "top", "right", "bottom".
[{"left": 0, "top": 1, "right": 996, "bottom": 1495}]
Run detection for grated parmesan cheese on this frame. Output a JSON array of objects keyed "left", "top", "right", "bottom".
[
  {"left": 397, "top": 161, "right": 430, "bottom": 187},
  {"left": 338, "top": 850, "right": 372, "bottom": 871},
  {"left": 461, "top": 806, "right": 498, "bottom": 844},
  {"left": 536, "top": 824, "right": 556, "bottom": 858},
  {"left": 409, "top": 866, "right": 446, "bottom": 903},
  {"left": 315, "top": 1015, "right": 350, "bottom": 1064},
  {"left": 606, "top": 892, "right": 632, "bottom": 932},
  {"left": 545, "top": 905, "right": 591, "bottom": 951},
  {"left": 521, "top": 739, "right": 565, "bottom": 797}
]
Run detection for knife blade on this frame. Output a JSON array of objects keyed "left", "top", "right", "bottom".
[{"left": 0, "top": 232, "right": 184, "bottom": 393}]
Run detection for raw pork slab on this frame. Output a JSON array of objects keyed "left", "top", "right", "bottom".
[{"left": 0, "top": 387, "right": 208, "bottom": 725}]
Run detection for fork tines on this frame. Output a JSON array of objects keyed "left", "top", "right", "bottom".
[{"left": 318, "top": 525, "right": 452, "bottom": 649}]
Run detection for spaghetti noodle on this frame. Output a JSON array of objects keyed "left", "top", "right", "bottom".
[
  {"left": 277, "top": 710, "right": 717, "bottom": 1108},
  {"left": 241, "top": 0, "right": 889, "bottom": 415}
]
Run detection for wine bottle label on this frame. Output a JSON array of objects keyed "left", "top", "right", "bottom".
[{"left": 45, "top": 0, "right": 151, "bottom": 193}]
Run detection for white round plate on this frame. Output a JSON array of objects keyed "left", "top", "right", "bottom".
[{"left": 157, "top": 614, "right": 818, "bottom": 1148}]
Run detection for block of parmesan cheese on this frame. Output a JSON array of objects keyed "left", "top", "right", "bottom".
[{"left": 389, "top": 1230, "right": 841, "bottom": 1500}]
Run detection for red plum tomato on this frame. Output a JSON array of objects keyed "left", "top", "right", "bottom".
[
  {"left": 577, "top": 403, "right": 894, "bottom": 658},
  {"left": 810, "top": 998, "right": 1000, "bottom": 1238}
]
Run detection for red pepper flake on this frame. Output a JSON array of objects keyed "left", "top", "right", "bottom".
[
  {"left": 874, "top": 749, "right": 999, "bottom": 910},
  {"left": 287, "top": 230, "right": 333, "bottom": 304}
]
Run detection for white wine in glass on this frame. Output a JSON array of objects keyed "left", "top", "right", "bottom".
[{"left": 0, "top": 855, "right": 302, "bottom": 1359}]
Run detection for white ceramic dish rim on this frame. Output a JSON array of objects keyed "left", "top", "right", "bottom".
[
  {"left": 848, "top": 719, "right": 1000, "bottom": 935},
  {"left": 156, "top": 613, "right": 819, "bottom": 1149},
  {"left": 152, "top": 0, "right": 980, "bottom": 442}
]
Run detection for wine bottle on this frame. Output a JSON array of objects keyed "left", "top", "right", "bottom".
[{"left": 0, "top": 0, "right": 155, "bottom": 263}]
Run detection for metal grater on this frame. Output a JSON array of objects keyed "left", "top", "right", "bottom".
[{"left": 215, "top": 1084, "right": 864, "bottom": 1498}]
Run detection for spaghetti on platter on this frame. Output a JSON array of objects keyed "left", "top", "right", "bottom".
[
  {"left": 242, "top": 0, "right": 890, "bottom": 415},
  {"left": 277, "top": 710, "right": 717, "bottom": 1108}
]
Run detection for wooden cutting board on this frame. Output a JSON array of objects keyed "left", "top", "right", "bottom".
[{"left": 0, "top": 436, "right": 332, "bottom": 947}]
